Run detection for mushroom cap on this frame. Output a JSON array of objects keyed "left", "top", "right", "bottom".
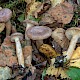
[
  {"left": 65, "top": 27, "right": 80, "bottom": 42},
  {"left": 23, "top": 19, "right": 38, "bottom": 26},
  {"left": 26, "top": 26, "right": 52, "bottom": 40},
  {"left": 11, "top": 32, "right": 23, "bottom": 42},
  {"left": 48, "top": 1, "right": 73, "bottom": 24},
  {"left": 51, "top": 28, "right": 69, "bottom": 48},
  {"left": 0, "top": 23, "right": 5, "bottom": 33},
  {"left": 0, "top": 8, "right": 12, "bottom": 22}
]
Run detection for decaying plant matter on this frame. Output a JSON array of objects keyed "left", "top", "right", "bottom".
[{"left": 0, "top": 0, "right": 80, "bottom": 80}]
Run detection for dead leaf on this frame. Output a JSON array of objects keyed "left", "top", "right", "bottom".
[
  {"left": 48, "top": 1, "right": 74, "bottom": 24},
  {"left": 46, "top": 65, "right": 68, "bottom": 79},
  {"left": 26, "top": 1, "right": 42, "bottom": 18},
  {"left": 70, "top": 47, "right": 80, "bottom": 68},
  {"left": 33, "top": 1, "right": 51, "bottom": 18},
  {"left": 39, "top": 44, "right": 58, "bottom": 58},
  {"left": 50, "top": 0, "right": 64, "bottom": 7}
]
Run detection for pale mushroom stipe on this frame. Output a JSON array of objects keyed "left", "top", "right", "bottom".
[
  {"left": 11, "top": 32, "right": 24, "bottom": 67},
  {"left": 65, "top": 27, "right": 80, "bottom": 60}
]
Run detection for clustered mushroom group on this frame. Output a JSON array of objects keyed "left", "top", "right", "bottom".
[{"left": 0, "top": 0, "right": 80, "bottom": 80}]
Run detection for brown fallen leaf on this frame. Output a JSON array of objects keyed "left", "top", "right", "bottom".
[
  {"left": 0, "top": 36, "right": 18, "bottom": 67},
  {"left": 48, "top": 1, "right": 74, "bottom": 24}
]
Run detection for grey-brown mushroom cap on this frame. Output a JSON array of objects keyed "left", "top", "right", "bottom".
[
  {"left": 23, "top": 19, "right": 38, "bottom": 26},
  {"left": 0, "top": 8, "right": 12, "bottom": 22},
  {"left": 26, "top": 26, "right": 52, "bottom": 40},
  {"left": 65, "top": 27, "right": 80, "bottom": 42},
  {"left": 51, "top": 28, "right": 69, "bottom": 49},
  {"left": 11, "top": 32, "right": 23, "bottom": 42}
]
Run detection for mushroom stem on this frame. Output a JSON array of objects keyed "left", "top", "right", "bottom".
[
  {"left": 14, "top": 37, "right": 24, "bottom": 67},
  {"left": 65, "top": 35, "right": 79, "bottom": 60},
  {"left": 25, "top": 23, "right": 33, "bottom": 46},
  {"left": 25, "top": 23, "right": 33, "bottom": 38},
  {"left": 5, "top": 20, "right": 12, "bottom": 36},
  {"left": 36, "top": 40, "right": 43, "bottom": 49},
  {"left": 24, "top": 23, "right": 33, "bottom": 66}
]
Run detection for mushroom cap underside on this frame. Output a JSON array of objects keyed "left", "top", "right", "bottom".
[
  {"left": 23, "top": 19, "right": 38, "bottom": 26},
  {"left": 11, "top": 32, "right": 23, "bottom": 42},
  {"left": 65, "top": 27, "right": 80, "bottom": 42}
]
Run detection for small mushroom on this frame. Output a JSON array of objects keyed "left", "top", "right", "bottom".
[
  {"left": 11, "top": 32, "right": 24, "bottom": 67},
  {"left": 48, "top": 1, "right": 74, "bottom": 24},
  {"left": 0, "top": 8, "right": 12, "bottom": 36},
  {"left": 23, "top": 19, "right": 38, "bottom": 45},
  {"left": 65, "top": 27, "right": 80, "bottom": 60},
  {"left": 27, "top": 26, "right": 52, "bottom": 49},
  {"left": 51, "top": 28, "right": 69, "bottom": 50}
]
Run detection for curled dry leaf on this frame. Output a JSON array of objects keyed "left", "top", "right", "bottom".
[
  {"left": 33, "top": 1, "right": 51, "bottom": 18},
  {"left": 26, "top": 1, "right": 42, "bottom": 17},
  {"left": 48, "top": 1, "right": 74, "bottom": 24},
  {"left": 39, "top": 44, "right": 58, "bottom": 58}
]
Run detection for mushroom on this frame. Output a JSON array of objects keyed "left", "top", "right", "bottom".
[
  {"left": 64, "top": 27, "right": 80, "bottom": 60},
  {"left": 48, "top": 1, "right": 74, "bottom": 24},
  {"left": 51, "top": 28, "right": 69, "bottom": 50},
  {"left": 23, "top": 19, "right": 38, "bottom": 45},
  {"left": 0, "top": 66, "right": 11, "bottom": 80},
  {"left": 0, "top": 8, "right": 12, "bottom": 36},
  {"left": 26, "top": 26, "right": 52, "bottom": 49},
  {"left": 23, "top": 20, "right": 38, "bottom": 73},
  {"left": 11, "top": 32, "right": 24, "bottom": 67}
]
